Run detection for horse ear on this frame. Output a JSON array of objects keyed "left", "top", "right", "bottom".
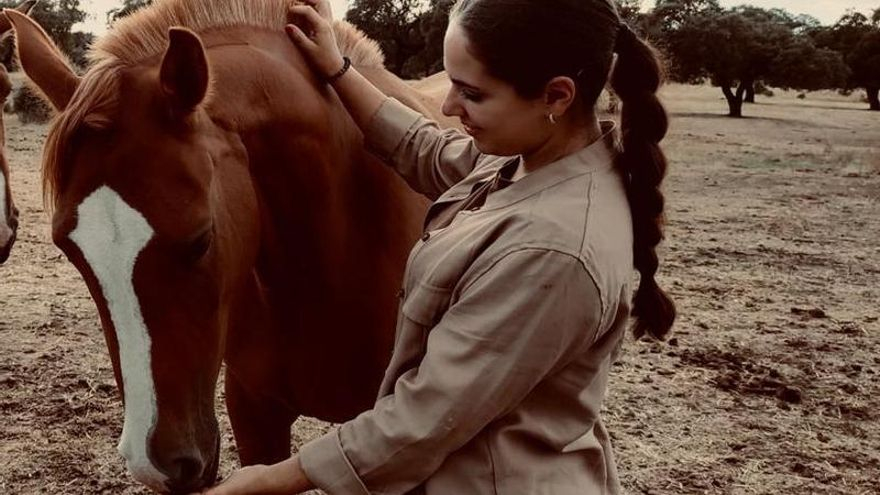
[
  {"left": 0, "top": 0, "right": 37, "bottom": 37},
  {"left": 160, "top": 27, "right": 209, "bottom": 114},
  {"left": 4, "top": 6, "right": 80, "bottom": 111}
]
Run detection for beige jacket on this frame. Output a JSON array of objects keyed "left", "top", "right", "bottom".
[{"left": 300, "top": 98, "right": 633, "bottom": 495}]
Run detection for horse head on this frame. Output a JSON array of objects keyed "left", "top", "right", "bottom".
[
  {"left": 0, "top": 0, "right": 36, "bottom": 263},
  {"left": 8, "top": 10, "right": 260, "bottom": 492}
]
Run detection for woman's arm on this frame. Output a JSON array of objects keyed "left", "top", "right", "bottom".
[
  {"left": 286, "top": 0, "right": 483, "bottom": 199},
  {"left": 287, "top": 0, "right": 383, "bottom": 132}
]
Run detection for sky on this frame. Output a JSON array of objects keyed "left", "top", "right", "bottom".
[{"left": 76, "top": 1, "right": 879, "bottom": 35}]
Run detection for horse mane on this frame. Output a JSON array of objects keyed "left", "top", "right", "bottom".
[
  {"left": 92, "top": 0, "right": 384, "bottom": 68},
  {"left": 43, "top": 0, "right": 384, "bottom": 209}
]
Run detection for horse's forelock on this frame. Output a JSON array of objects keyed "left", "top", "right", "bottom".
[{"left": 43, "top": 63, "right": 121, "bottom": 210}]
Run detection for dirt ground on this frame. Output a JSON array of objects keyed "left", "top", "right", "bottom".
[{"left": 1, "top": 82, "right": 878, "bottom": 494}]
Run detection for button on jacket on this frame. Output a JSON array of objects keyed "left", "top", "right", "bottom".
[{"left": 300, "top": 98, "right": 633, "bottom": 495}]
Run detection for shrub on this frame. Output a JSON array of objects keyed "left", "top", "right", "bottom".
[{"left": 13, "top": 85, "right": 51, "bottom": 124}]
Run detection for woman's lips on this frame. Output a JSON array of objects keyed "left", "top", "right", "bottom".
[{"left": 463, "top": 122, "right": 479, "bottom": 135}]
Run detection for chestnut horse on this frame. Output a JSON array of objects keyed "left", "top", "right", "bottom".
[
  {"left": 0, "top": 0, "right": 36, "bottom": 263},
  {"left": 0, "top": 64, "right": 16, "bottom": 264},
  {"left": 8, "top": 0, "right": 444, "bottom": 491}
]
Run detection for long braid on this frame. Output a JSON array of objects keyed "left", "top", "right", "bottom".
[{"left": 610, "top": 25, "right": 676, "bottom": 340}]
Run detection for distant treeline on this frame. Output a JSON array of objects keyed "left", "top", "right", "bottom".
[
  {"left": 345, "top": 0, "right": 880, "bottom": 116},
  {"left": 2, "top": 0, "right": 878, "bottom": 120}
]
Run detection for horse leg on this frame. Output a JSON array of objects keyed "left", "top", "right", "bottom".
[{"left": 224, "top": 367, "right": 297, "bottom": 466}]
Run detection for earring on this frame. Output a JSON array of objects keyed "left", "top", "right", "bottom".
[{"left": 548, "top": 113, "right": 557, "bottom": 125}]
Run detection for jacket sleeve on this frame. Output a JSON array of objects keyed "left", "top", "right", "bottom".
[
  {"left": 363, "top": 97, "right": 484, "bottom": 200},
  {"left": 298, "top": 248, "right": 604, "bottom": 495}
]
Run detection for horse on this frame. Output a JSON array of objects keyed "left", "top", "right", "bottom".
[
  {"left": 0, "top": 0, "right": 37, "bottom": 264},
  {"left": 0, "top": 64, "right": 16, "bottom": 264},
  {"left": 7, "top": 0, "right": 447, "bottom": 491}
]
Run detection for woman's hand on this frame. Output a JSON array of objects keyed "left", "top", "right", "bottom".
[
  {"left": 286, "top": 0, "right": 346, "bottom": 80},
  {"left": 194, "top": 465, "right": 273, "bottom": 495},
  {"left": 192, "top": 456, "right": 313, "bottom": 495}
]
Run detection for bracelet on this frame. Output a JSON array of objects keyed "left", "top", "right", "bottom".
[{"left": 325, "top": 56, "right": 351, "bottom": 84}]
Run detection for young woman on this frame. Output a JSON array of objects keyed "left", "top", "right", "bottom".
[{"left": 201, "top": 0, "right": 674, "bottom": 493}]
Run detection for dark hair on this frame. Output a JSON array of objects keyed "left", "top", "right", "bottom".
[{"left": 450, "top": 0, "right": 676, "bottom": 340}]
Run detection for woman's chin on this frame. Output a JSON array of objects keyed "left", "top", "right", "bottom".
[
  {"left": 471, "top": 137, "right": 494, "bottom": 154},
  {"left": 473, "top": 140, "right": 511, "bottom": 157}
]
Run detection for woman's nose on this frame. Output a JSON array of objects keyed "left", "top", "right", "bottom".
[{"left": 441, "top": 89, "right": 460, "bottom": 117}]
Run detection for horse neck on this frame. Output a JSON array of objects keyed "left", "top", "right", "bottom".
[
  {"left": 200, "top": 29, "right": 387, "bottom": 273},
  {"left": 205, "top": 28, "right": 359, "bottom": 203},
  {"left": 199, "top": 28, "right": 431, "bottom": 269}
]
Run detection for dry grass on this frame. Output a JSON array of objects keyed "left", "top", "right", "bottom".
[{"left": 1, "top": 82, "right": 878, "bottom": 494}]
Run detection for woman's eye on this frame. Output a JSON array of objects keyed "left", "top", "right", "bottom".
[{"left": 460, "top": 89, "right": 483, "bottom": 102}]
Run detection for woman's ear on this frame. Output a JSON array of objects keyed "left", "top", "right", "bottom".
[{"left": 543, "top": 76, "right": 576, "bottom": 117}]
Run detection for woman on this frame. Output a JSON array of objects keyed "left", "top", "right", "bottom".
[{"left": 202, "top": 0, "right": 674, "bottom": 493}]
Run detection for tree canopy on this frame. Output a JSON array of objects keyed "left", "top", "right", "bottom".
[
  {"left": 107, "top": 0, "right": 152, "bottom": 25},
  {"left": 0, "top": 0, "right": 91, "bottom": 123},
  {"left": 810, "top": 11, "right": 880, "bottom": 110},
  {"left": 0, "top": 0, "right": 90, "bottom": 69},
  {"left": 660, "top": 5, "right": 848, "bottom": 116},
  {"left": 374, "top": 0, "right": 877, "bottom": 115},
  {"left": 345, "top": 0, "right": 428, "bottom": 78}
]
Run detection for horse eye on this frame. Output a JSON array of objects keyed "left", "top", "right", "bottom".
[{"left": 184, "top": 229, "right": 213, "bottom": 263}]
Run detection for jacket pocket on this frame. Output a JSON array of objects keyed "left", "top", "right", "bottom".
[
  {"left": 392, "top": 283, "right": 453, "bottom": 372},
  {"left": 401, "top": 282, "right": 453, "bottom": 327}
]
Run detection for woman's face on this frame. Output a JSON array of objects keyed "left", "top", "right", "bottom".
[{"left": 441, "top": 21, "right": 548, "bottom": 156}]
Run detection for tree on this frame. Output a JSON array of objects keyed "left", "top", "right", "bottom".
[
  {"left": 664, "top": 6, "right": 845, "bottom": 117},
  {"left": 616, "top": 0, "right": 645, "bottom": 27},
  {"left": 402, "top": 0, "right": 454, "bottom": 78},
  {"left": 811, "top": 11, "right": 880, "bottom": 110},
  {"left": 345, "top": 0, "right": 428, "bottom": 78},
  {"left": 0, "top": 0, "right": 90, "bottom": 68},
  {"left": 644, "top": 0, "right": 721, "bottom": 69},
  {"left": 765, "top": 39, "right": 848, "bottom": 93},
  {"left": 0, "top": 0, "right": 36, "bottom": 70},
  {"left": 848, "top": 30, "right": 880, "bottom": 110},
  {"left": 107, "top": 0, "right": 152, "bottom": 25},
  {"left": 647, "top": 0, "right": 721, "bottom": 35},
  {"left": 0, "top": 0, "right": 90, "bottom": 123}
]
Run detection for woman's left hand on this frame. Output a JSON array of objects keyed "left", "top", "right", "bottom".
[
  {"left": 191, "top": 465, "right": 272, "bottom": 495},
  {"left": 192, "top": 456, "right": 312, "bottom": 495}
]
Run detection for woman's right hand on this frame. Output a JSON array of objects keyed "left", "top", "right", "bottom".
[{"left": 286, "top": 0, "right": 346, "bottom": 80}]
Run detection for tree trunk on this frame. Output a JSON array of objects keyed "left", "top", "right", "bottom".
[
  {"left": 722, "top": 85, "right": 744, "bottom": 118},
  {"left": 868, "top": 86, "right": 880, "bottom": 111},
  {"left": 744, "top": 82, "right": 755, "bottom": 103}
]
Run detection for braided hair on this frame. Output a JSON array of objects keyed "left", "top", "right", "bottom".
[{"left": 611, "top": 25, "right": 676, "bottom": 340}]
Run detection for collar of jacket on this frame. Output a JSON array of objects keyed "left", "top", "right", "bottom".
[{"left": 479, "top": 120, "right": 620, "bottom": 211}]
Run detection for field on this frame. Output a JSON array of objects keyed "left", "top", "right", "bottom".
[{"left": 1, "top": 82, "right": 878, "bottom": 494}]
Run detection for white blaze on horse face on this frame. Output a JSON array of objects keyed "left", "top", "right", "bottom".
[{"left": 68, "top": 186, "right": 168, "bottom": 491}]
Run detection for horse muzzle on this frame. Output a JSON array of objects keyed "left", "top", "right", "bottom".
[{"left": 120, "top": 420, "right": 220, "bottom": 493}]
